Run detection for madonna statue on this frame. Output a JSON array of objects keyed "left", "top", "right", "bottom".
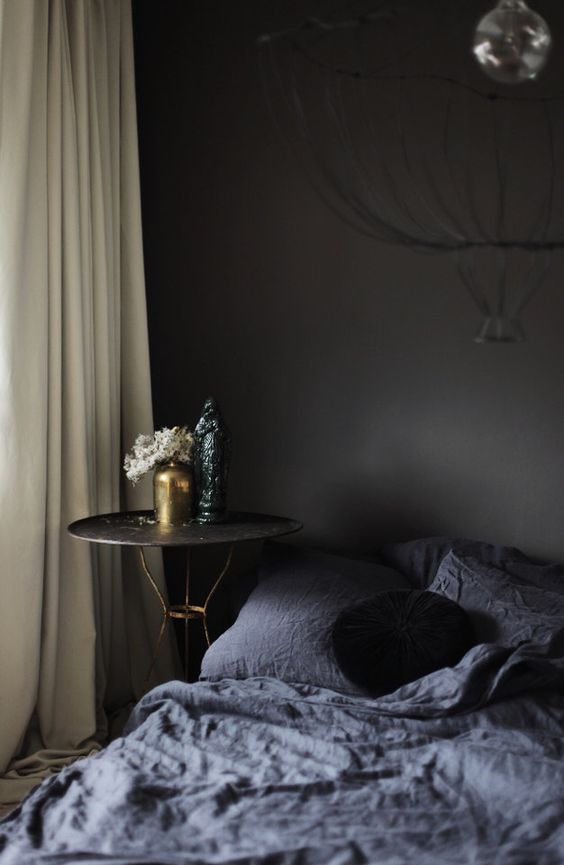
[{"left": 193, "top": 397, "right": 231, "bottom": 524}]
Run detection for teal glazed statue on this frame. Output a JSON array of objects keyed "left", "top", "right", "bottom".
[{"left": 193, "top": 397, "right": 231, "bottom": 524}]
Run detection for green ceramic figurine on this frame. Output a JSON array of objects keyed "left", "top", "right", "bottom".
[{"left": 193, "top": 397, "right": 231, "bottom": 524}]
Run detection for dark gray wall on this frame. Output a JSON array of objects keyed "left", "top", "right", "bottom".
[{"left": 133, "top": 0, "right": 564, "bottom": 564}]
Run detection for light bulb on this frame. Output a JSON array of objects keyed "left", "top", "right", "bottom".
[{"left": 472, "top": 0, "right": 551, "bottom": 84}]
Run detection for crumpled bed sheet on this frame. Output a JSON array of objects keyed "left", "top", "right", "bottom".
[{"left": 1, "top": 632, "right": 563, "bottom": 865}]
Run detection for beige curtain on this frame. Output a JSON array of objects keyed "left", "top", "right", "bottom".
[{"left": 0, "top": 0, "right": 177, "bottom": 804}]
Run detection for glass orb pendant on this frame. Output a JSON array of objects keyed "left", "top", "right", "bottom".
[{"left": 472, "top": 0, "right": 552, "bottom": 84}]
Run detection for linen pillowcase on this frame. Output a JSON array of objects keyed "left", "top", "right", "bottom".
[
  {"left": 428, "top": 551, "right": 564, "bottom": 647},
  {"left": 224, "top": 542, "right": 406, "bottom": 623},
  {"left": 379, "top": 536, "right": 529, "bottom": 589},
  {"left": 503, "top": 560, "right": 564, "bottom": 596},
  {"left": 200, "top": 543, "right": 410, "bottom": 694}
]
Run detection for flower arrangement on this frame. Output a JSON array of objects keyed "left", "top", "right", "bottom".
[{"left": 123, "top": 426, "right": 194, "bottom": 485}]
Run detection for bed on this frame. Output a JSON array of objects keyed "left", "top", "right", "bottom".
[{"left": 1, "top": 538, "right": 563, "bottom": 865}]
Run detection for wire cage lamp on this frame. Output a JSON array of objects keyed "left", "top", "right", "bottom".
[{"left": 258, "top": 0, "right": 564, "bottom": 342}]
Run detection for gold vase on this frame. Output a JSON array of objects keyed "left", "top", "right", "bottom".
[{"left": 153, "top": 461, "right": 194, "bottom": 526}]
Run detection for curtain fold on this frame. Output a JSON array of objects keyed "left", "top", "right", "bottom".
[{"left": 0, "top": 0, "right": 177, "bottom": 804}]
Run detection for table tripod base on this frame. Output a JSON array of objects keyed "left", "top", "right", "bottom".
[{"left": 138, "top": 543, "right": 234, "bottom": 693}]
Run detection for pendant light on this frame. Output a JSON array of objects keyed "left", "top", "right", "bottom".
[{"left": 473, "top": 0, "right": 552, "bottom": 84}]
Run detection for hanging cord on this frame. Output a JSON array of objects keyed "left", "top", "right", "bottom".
[
  {"left": 456, "top": 249, "right": 491, "bottom": 317},
  {"left": 442, "top": 81, "right": 488, "bottom": 244},
  {"left": 327, "top": 63, "right": 438, "bottom": 244},
  {"left": 393, "top": 74, "right": 464, "bottom": 244},
  {"left": 491, "top": 97, "right": 507, "bottom": 243},
  {"left": 529, "top": 101, "right": 556, "bottom": 244},
  {"left": 495, "top": 247, "right": 507, "bottom": 318},
  {"left": 512, "top": 249, "right": 552, "bottom": 320},
  {"left": 352, "top": 13, "right": 438, "bottom": 242},
  {"left": 259, "top": 38, "right": 389, "bottom": 245}
]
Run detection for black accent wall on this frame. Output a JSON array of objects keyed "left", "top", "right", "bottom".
[{"left": 132, "top": 1, "right": 564, "bottom": 564}]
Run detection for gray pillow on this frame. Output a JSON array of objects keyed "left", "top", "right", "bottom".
[
  {"left": 503, "top": 560, "right": 564, "bottom": 595},
  {"left": 428, "top": 552, "right": 564, "bottom": 647},
  {"left": 379, "top": 536, "right": 531, "bottom": 589},
  {"left": 200, "top": 543, "right": 410, "bottom": 694}
]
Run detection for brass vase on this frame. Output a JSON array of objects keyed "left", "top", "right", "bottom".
[{"left": 153, "top": 462, "right": 194, "bottom": 526}]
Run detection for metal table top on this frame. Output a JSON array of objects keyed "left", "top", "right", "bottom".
[{"left": 68, "top": 510, "right": 303, "bottom": 548}]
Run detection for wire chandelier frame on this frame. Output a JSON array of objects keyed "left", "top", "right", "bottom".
[{"left": 258, "top": 0, "right": 564, "bottom": 341}]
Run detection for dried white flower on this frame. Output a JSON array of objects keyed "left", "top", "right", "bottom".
[{"left": 123, "top": 426, "right": 194, "bottom": 484}]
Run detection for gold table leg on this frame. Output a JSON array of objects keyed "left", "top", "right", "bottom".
[
  {"left": 138, "top": 543, "right": 235, "bottom": 691},
  {"left": 202, "top": 543, "right": 234, "bottom": 647},
  {"left": 138, "top": 547, "right": 169, "bottom": 694}
]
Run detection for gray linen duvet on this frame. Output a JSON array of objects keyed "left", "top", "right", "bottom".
[{"left": 1, "top": 632, "right": 563, "bottom": 865}]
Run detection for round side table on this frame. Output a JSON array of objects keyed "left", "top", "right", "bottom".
[{"left": 68, "top": 510, "right": 302, "bottom": 689}]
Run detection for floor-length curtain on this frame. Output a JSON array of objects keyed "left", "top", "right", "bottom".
[{"left": 0, "top": 0, "right": 177, "bottom": 804}]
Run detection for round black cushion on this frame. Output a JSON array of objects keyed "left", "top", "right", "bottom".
[{"left": 332, "top": 590, "right": 475, "bottom": 697}]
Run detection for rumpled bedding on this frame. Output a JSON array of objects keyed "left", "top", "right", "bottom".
[{"left": 1, "top": 632, "right": 564, "bottom": 865}]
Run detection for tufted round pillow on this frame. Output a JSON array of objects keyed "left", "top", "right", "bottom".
[{"left": 332, "top": 589, "right": 475, "bottom": 697}]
